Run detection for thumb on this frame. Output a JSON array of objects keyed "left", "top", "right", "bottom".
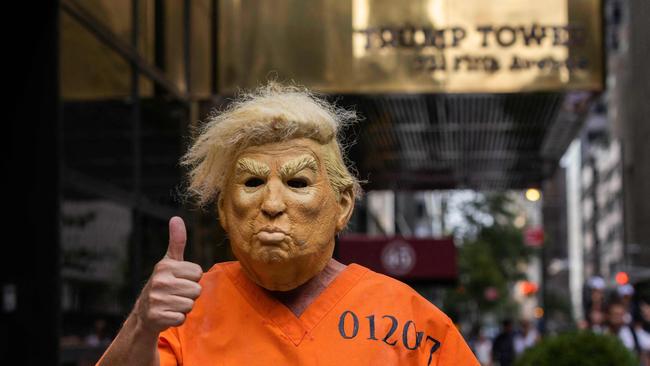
[{"left": 166, "top": 216, "right": 187, "bottom": 261}]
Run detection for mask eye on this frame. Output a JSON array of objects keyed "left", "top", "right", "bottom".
[
  {"left": 244, "top": 177, "right": 265, "bottom": 187},
  {"left": 287, "top": 178, "right": 308, "bottom": 188}
]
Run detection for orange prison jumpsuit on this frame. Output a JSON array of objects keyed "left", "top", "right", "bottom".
[{"left": 158, "top": 261, "right": 479, "bottom": 365}]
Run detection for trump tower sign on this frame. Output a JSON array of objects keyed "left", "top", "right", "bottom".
[{"left": 218, "top": 0, "right": 602, "bottom": 93}]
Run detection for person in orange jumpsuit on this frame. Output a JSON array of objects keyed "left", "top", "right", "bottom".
[{"left": 97, "top": 83, "right": 479, "bottom": 365}]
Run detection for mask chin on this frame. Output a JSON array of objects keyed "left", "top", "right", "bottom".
[
  {"left": 261, "top": 278, "right": 308, "bottom": 292},
  {"left": 237, "top": 248, "right": 333, "bottom": 292}
]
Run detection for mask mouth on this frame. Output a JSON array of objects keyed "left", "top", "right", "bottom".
[
  {"left": 257, "top": 226, "right": 288, "bottom": 235},
  {"left": 256, "top": 231, "right": 287, "bottom": 243},
  {"left": 255, "top": 226, "right": 292, "bottom": 246}
]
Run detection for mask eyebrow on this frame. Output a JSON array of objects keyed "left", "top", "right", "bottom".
[
  {"left": 236, "top": 158, "right": 270, "bottom": 178},
  {"left": 279, "top": 155, "right": 318, "bottom": 179}
]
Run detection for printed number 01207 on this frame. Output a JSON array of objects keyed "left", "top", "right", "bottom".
[{"left": 337, "top": 310, "right": 441, "bottom": 366}]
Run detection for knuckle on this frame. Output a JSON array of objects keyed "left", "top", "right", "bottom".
[
  {"left": 151, "top": 276, "right": 173, "bottom": 291},
  {"left": 150, "top": 276, "right": 161, "bottom": 286},
  {"left": 148, "top": 292, "right": 166, "bottom": 306},
  {"left": 150, "top": 278, "right": 164, "bottom": 290},
  {"left": 190, "top": 263, "right": 203, "bottom": 274},
  {"left": 145, "top": 309, "right": 160, "bottom": 323},
  {"left": 181, "top": 263, "right": 203, "bottom": 280},
  {"left": 154, "top": 261, "right": 169, "bottom": 272}
]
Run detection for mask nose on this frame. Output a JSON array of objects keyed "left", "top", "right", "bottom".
[{"left": 261, "top": 179, "right": 286, "bottom": 218}]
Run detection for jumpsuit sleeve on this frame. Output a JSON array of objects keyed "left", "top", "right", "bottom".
[{"left": 435, "top": 322, "right": 480, "bottom": 366}]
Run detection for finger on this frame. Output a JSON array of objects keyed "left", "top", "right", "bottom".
[
  {"left": 165, "top": 295, "right": 195, "bottom": 314},
  {"left": 170, "top": 262, "right": 203, "bottom": 282},
  {"left": 160, "top": 311, "right": 186, "bottom": 328},
  {"left": 166, "top": 216, "right": 187, "bottom": 261},
  {"left": 149, "top": 274, "right": 202, "bottom": 298},
  {"left": 167, "top": 278, "right": 202, "bottom": 299}
]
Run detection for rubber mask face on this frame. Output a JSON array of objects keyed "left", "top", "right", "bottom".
[{"left": 218, "top": 138, "right": 353, "bottom": 291}]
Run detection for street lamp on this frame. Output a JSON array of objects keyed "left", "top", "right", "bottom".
[{"left": 525, "top": 188, "right": 541, "bottom": 202}]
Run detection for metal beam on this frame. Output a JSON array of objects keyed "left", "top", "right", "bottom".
[
  {"left": 391, "top": 122, "right": 545, "bottom": 132},
  {"left": 60, "top": 0, "right": 190, "bottom": 103},
  {"left": 130, "top": 0, "right": 144, "bottom": 303},
  {"left": 383, "top": 150, "right": 541, "bottom": 160}
]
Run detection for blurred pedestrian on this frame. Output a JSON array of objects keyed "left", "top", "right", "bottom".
[
  {"left": 492, "top": 319, "right": 516, "bottom": 366},
  {"left": 413, "top": 202, "right": 430, "bottom": 237},
  {"left": 469, "top": 325, "right": 493, "bottom": 366},
  {"left": 514, "top": 319, "right": 540, "bottom": 355},
  {"left": 618, "top": 283, "right": 636, "bottom": 325},
  {"left": 84, "top": 318, "right": 111, "bottom": 348},
  {"left": 583, "top": 276, "right": 607, "bottom": 333},
  {"left": 640, "top": 299, "right": 650, "bottom": 333},
  {"left": 639, "top": 299, "right": 650, "bottom": 366},
  {"left": 585, "top": 276, "right": 606, "bottom": 312},
  {"left": 587, "top": 308, "right": 607, "bottom": 333},
  {"left": 606, "top": 300, "right": 650, "bottom": 364}
]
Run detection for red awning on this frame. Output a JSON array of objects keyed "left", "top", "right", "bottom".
[{"left": 336, "top": 235, "right": 457, "bottom": 282}]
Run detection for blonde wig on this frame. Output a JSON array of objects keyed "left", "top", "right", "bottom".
[{"left": 181, "top": 83, "right": 362, "bottom": 207}]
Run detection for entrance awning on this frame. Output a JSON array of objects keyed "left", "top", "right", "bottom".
[
  {"left": 341, "top": 92, "right": 592, "bottom": 190},
  {"left": 337, "top": 235, "right": 457, "bottom": 282}
]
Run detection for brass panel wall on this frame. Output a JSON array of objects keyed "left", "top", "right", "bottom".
[
  {"left": 60, "top": 0, "right": 155, "bottom": 100},
  {"left": 60, "top": 0, "right": 213, "bottom": 100},
  {"left": 163, "top": 0, "right": 214, "bottom": 98}
]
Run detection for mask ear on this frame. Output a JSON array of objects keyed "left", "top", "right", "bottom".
[
  {"left": 217, "top": 194, "right": 228, "bottom": 232},
  {"left": 335, "top": 187, "right": 355, "bottom": 232}
]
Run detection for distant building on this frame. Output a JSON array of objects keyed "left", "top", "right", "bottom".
[
  {"left": 562, "top": 0, "right": 650, "bottom": 324},
  {"left": 579, "top": 105, "right": 625, "bottom": 281},
  {"left": 606, "top": 0, "right": 650, "bottom": 280}
]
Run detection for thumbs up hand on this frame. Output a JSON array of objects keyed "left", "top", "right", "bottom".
[{"left": 133, "top": 216, "right": 203, "bottom": 334}]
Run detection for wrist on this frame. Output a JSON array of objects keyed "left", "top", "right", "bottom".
[{"left": 129, "top": 311, "right": 160, "bottom": 341}]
